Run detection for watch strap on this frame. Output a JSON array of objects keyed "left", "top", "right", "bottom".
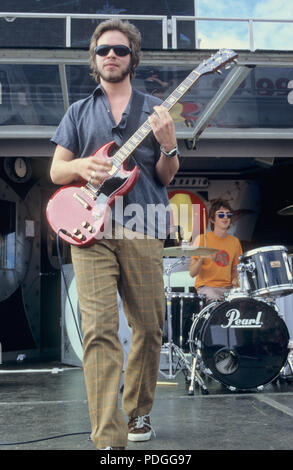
[{"left": 160, "top": 146, "right": 178, "bottom": 158}]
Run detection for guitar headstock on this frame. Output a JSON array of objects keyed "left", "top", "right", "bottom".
[{"left": 197, "top": 49, "right": 238, "bottom": 76}]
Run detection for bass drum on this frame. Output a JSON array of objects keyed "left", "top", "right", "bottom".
[{"left": 189, "top": 296, "right": 289, "bottom": 390}]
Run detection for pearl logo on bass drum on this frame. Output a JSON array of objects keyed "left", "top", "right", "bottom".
[
  {"left": 189, "top": 296, "right": 289, "bottom": 391},
  {"left": 221, "top": 308, "right": 263, "bottom": 328}
]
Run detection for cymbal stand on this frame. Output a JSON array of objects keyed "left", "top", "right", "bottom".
[{"left": 159, "top": 257, "right": 192, "bottom": 380}]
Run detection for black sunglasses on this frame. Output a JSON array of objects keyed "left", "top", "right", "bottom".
[
  {"left": 216, "top": 212, "right": 233, "bottom": 219},
  {"left": 94, "top": 44, "right": 132, "bottom": 57}
]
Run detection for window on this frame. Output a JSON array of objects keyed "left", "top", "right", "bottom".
[{"left": 0, "top": 64, "right": 64, "bottom": 126}]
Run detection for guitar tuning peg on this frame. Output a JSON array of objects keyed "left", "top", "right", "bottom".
[
  {"left": 216, "top": 69, "right": 222, "bottom": 75},
  {"left": 233, "top": 59, "right": 238, "bottom": 64}
]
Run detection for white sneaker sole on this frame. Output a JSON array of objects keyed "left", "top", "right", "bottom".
[{"left": 128, "top": 431, "right": 152, "bottom": 442}]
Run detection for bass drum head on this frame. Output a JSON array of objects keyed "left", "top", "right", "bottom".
[{"left": 200, "top": 297, "right": 289, "bottom": 390}]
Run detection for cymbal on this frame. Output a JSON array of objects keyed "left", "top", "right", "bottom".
[
  {"left": 278, "top": 205, "right": 293, "bottom": 215},
  {"left": 163, "top": 246, "right": 219, "bottom": 257}
]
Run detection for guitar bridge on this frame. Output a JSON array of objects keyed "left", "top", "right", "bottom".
[{"left": 73, "top": 192, "right": 90, "bottom": 209}]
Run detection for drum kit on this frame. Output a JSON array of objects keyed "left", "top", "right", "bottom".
[{"left": 161, "top": 243, "right": 293, "bottom": 395}]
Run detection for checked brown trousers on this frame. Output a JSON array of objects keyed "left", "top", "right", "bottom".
[{"left": 71, "top": 227, "right": 165, "bottom": 449}]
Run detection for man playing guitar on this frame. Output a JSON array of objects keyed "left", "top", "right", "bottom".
[{"left": 49, "top": 19, "right": 179, "bottom": 450}]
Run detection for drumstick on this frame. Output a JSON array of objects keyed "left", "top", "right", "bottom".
[{"left": 203, "top": 208, "right": 206, "bottom": 247}]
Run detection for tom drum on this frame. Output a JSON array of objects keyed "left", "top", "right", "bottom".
[{"left": 240, "top": 245, "right": 293, "bottom": 298}]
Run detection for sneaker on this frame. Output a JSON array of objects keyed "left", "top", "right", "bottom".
[
  {"left": 99, "top": 447, "right": 125, "bottom": 450},
  {"left": 128, "top": 414, "right": 156, "bottom": 442}
]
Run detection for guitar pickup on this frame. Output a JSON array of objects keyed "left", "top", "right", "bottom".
[
  {"left": 108, "top": 165, "right": 118, "bottom": 176},
  {"left": 81, "top": 186, "right": 97, "bottom": 200}
]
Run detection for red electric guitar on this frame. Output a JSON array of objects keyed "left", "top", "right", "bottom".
[{"left": 46, "top": 49, "right": 237, "bottom": 246}]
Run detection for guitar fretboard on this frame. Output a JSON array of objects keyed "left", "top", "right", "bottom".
[{"left": 112, "top": 69, "right": 201, "bottom": 167}]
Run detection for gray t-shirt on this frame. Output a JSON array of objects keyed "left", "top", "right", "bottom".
[{"left": 51, "top": 85, "right": 170, "bottom": 238}]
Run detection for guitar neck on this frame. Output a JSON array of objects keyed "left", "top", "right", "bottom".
[{"left": 113, "top": 69, "right": 201, "bottom": 167}]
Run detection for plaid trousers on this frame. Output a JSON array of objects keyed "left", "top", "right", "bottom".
[{"left": 71, "top": 228, "right": 165, "bottom": 449}]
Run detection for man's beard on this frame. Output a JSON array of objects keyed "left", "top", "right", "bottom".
[{"left": 99, "top": 62, "right": 132, "bottom": 83}]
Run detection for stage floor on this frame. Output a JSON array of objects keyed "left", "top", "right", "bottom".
[{"left": 1, "top": 360, "right": 293, "bottom": 452}]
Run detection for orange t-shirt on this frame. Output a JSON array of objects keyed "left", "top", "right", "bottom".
[{"left": 192, "top": 232, "right": 243, "bottom": 288}]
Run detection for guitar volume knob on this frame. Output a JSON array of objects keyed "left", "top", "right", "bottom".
[{"left": 76, "top": 233, "right": 85, "bottom": 241}]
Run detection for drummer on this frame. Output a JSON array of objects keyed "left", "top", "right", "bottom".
[{"left": 189, "top": 199, "right": 243, "bottom": 303}]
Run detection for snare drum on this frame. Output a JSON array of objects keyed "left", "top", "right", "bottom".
[
  {"left": 189, "top": 295, "right": 289, "bottom": 390},
  {"left": 240, "top": 245, "right": 293, "bottom": 298}
]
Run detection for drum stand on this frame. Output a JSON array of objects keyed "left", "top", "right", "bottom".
[
  {"left": 187, "top": 349, "right": 209, "bottom": 395},
  {"left": 280, "top": 356, "right": 293, "bottom": 381},
  {"left": 279, "top": 340, "right": 293, "bottom": 381},
  {"left": 160, "top": 258, "right": 209, "bottom": 394},
  {"left": 187, "top": 299, "right": 211, "bottom": 396},
  {"left": 159, "top": 257, "right": 193, "bottom": 381}
]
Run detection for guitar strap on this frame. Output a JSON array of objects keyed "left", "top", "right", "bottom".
[
  {"left": 122, "top": 88, "right": 145, "bottom": 143},
  {"left": 121, "top": 88, "right": 145, "bottom": 170}
]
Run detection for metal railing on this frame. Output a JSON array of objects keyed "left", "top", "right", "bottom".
[
  {"left": 171, "top": 16, "right": 293, "bottom": 51},
  {"left": 0, "top": 12, "right": 292, "bottom": 51},
  {"left": 0, "top": 12, "right": 168, "bottom": 48}
]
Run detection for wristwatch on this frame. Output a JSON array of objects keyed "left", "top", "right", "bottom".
[{"left": 160, "top": 145, "right": 179, "bottom": 158}]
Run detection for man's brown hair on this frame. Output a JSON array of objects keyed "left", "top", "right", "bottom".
[
  {"left": 209, "top": 198, "right": 234, "bottom": 231},
  {"left": 89, "top": 19, "right": 141, "bottom": 83}
]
